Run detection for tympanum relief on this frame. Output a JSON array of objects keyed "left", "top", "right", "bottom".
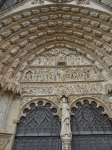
[
  {"left": 31, "top": 48, "right": 91, "bottom": 66},
  {"left": 21, "top": 48, "right": 103, "bottom": 82}
]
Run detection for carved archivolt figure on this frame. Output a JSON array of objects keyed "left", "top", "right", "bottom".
[{"left": 59, "top": 97, "right": 72, "bottom": 137}]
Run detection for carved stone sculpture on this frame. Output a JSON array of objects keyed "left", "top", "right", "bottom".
[
  {"left": 59, "top": 97, "right": 72, "bottom": 150},
  {"left": 59, "top": 97, "right": 72, "bottom": 137}
]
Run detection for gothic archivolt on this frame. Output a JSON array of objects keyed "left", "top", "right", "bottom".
[
  {"left": 0, "top": 4, "right": 112, "bottom": 150},
  {"left": 0, "top": 5, "right": 111, "bottom": 81}
]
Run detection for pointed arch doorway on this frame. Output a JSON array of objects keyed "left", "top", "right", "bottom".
[
  {"left": 71, "top": 100, "right": 112, "bottom": 150},
  {"left": 13, "top": 101, "right": 62, "bottom": 150}
]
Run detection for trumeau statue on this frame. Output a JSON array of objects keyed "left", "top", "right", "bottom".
[{"left": 59, "top": 97, "right": 72, "bottom": 137}]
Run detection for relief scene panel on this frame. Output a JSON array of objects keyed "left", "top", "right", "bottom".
[
  {"left": 31, "top": 48, "right": 91, "bottom": 66},
  {"left": 22, "top": 67, "right": 102, "bottom": 82},
  {"left": 21, "top": 48, "right": 105, "bottom": 82}
]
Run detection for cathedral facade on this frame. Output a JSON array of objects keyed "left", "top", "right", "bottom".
[{"left": 0, "top": 0, "right": 112, "bottom": 150}]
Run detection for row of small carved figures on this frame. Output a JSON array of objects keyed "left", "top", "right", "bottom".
[{"left": 24, "top": 69, "right": 100, "bottom": 81}]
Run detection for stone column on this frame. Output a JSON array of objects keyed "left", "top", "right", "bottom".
[{"left": 61, "top": 135, "right": 72, "bottom": 150}]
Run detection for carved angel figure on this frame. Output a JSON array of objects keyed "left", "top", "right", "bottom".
[{"left": 59, "top": 97, "right": 72, "bottom": 137}]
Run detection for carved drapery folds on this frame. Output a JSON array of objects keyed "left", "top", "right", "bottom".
[{"left": 0, "top": 75, "right": 22, "bottom": 94}]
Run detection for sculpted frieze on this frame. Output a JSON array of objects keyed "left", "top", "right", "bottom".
[
  {"left": 22, "top": 67, "right": 102, "bottom": 82},
  {"left": 22, "top": 82, "right": 103, "bottom": 96}
]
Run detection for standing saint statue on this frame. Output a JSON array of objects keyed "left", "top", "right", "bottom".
[{"left": 59, "top": 97, "right": 72, "bottom": 137}]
